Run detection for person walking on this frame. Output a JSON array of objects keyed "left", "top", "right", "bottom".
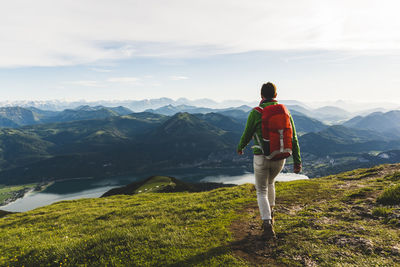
[{"left": 237, "top": 82, "right": 302, "bottom": 240}]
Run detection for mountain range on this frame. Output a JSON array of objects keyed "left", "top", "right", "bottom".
[
  {"left": 144, "top": 103, "right": 399, "bottom": 125},
  {"left": 0, "top": 104, "right": 398, "bottom": 184},
  {"left": 0, "top": 99, "right": 398, "bottom": 184},
  {"left": 1, "top": 97, "right": 398, "bottom": 113},
  {"left": 0, "top": 100, "right": 399, "bottom": 129},
  {"left": 0, "top": 98, "right": 257, "bottom": 112},
  {"left": 343, "top": 110, "right": 400, "bottom": 135},
  {"left": 0, "top": 105, "right": 133, "bottom": 127},
  {"left": 0, "top": 112, "right": 239, "bottom": 184}
]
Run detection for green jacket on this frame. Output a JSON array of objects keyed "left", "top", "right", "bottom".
[{"left": 237, "top": 100, "right": 301, "bottom": 164}]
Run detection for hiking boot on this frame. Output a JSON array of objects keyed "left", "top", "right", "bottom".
[{"left": 261, "top": 220, "right": 276, "bottom": 241}]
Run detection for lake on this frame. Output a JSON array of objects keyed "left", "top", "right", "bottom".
[
  {"left": 201, "top": 172, "right": 309, "bottom": 184},
  {"left": 0, "top": 172, "right": 308, "bottom": 212}
]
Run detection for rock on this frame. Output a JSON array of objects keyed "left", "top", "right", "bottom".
[
  {"left": 391, "top": 246, "right": 400, "bottom": 256},
  {"left": 329, "top": 235, "right": 374, "bottom": 254}
]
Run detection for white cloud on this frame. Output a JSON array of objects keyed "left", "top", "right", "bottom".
[
  {"left": 0, "top": 0, "right": 399, "bottom": 67},
  {"left": 66, "top": 80, "right": 104, "bottom": 87},
  {"left": 66, "top": 77, "right": 142, "bottom": 87},
  {"left": 107, "top": 77, "right": 140, "bottom": 84},
  {"left": 90, "top": 68, "right": 112, "bottom": 73},
  {"left": 170, "top": 76, "right": 189, "bottom": 81}
]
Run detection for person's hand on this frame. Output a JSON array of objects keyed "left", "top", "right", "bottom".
[
  {"left": 237, "top": 150, "right": 243, "bottom": 155},
  {"left": 294, "top": 163, "right": 302, "bottom": 174}
]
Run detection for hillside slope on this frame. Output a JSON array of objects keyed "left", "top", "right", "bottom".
[
  {"left": 0, "top": 112, "right": 244, "bottom": 185},
  {"left": 0, "top": 164, "right": 399, "bottom": 266},
  {"left": 231, "top": 164, "right": 400, "bottom": 266},
  {"left": 101, "top": 175, "right": 236, "bottom": 197},
  {"left": 343, "top": 110, "right": 400, "bottom": 135},
  {"left": 101, "top": 176, "right": 195, "bottom": 196}
]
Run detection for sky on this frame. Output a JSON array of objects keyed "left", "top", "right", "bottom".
[{"left": 0, "top": 0, "right": 399, "bottom": 104}]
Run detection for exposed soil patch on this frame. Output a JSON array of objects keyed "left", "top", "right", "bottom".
[
  {"left": 230, "top": 202, "right": 283, "bottom": 266},
  {"left": 328, "top": 235, "right": 374, "bottom": 254},
  {"left": 230, "top": 202, "right": 319, "bottom": 266}
]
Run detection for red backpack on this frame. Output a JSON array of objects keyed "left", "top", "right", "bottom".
[{"left": 254, "top": 103, "right": 293, "bottom": 160}]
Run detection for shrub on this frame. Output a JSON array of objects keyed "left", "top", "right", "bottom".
[{"left": 377, "top": 184, "right": 400, "bottom": 205}]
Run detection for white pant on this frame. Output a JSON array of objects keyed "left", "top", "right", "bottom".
[{"left": 253, "top": 155, "right": 285, "bottom": 220}]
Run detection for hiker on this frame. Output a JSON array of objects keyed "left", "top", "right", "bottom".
[{"left": 237, "top": 82, "right": 302, "bottom": 240}]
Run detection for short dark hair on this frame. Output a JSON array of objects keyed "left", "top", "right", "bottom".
[{"left": 261, "top": 82, "right": 277, "bottom": 99}]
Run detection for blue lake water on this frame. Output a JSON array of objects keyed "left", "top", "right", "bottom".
[
  {"left": 1, "top": 172, "right": 308, "bottom": 212},
  {"left": 201, "top": 172, "right": 309, "bottom": 184}
]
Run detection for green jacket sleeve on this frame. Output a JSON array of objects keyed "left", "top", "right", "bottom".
[
  {"left": 237, "top": 110, "right": 257, "bottom": 152},
  {"left": 290, "top": 115, "right": 302, "bottom": 164}
]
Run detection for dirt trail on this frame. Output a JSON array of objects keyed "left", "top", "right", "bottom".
[{"left": 230, "top": 202, "right": 285, "bottom": 267}]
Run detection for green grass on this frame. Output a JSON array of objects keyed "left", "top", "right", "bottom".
[
  {"left": 267, "top": 164, "right": 400, "bottom": 266},
  {"left": 1, "top": 163, "right": 400, "bottom": 266},
  {"left": 0, "top": 185, "right": 254, "bottom": 266},
  {"left": 385, "top": 171, "right": 400, "bottom": 181},
  {"left": 335, "top": 166, "right": 383, "bottom": 180},
  {"left": 135, "top": 176, "right": 173, "bottom": 193},
  {"left": 343, "top": 187, "right": 374, "bottom": 200},
  {"left": 377, "top": 184, "right": 400, "bottom": 205},
  {"left": 372, "top": 207, "right": 393, "bottom": 217}
]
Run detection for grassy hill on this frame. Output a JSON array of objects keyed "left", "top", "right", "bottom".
[
  {"left": 101, "top": 175, "right": 236, "bottom": 197},
  {"left": 299, "top": 125, "right": 400, "bottom": 157},
  {"left": 101, "top": 176, "right": 195, "bottom": 196},
  {"left": 1, "top": 163, "right": 399, "bottom": 266}
]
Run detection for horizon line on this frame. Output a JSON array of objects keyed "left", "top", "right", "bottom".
[{"left": 0, "top": 97, "right": 398, "bottom": 105}]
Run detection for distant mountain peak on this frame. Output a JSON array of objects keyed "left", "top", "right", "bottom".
[
  {"left": 163, "top": 112, "right": 199, "bottom": 130},
  {"left": 154, "top": 112, "right": 225, "bottom": 138},
  {"left": 343, "top": 110, "right": 400, "bottom": 135},
  {"left": 173, "top": 112, "right": 192, "bottom": 119}
]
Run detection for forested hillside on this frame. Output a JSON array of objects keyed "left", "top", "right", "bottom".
[{"left": 0, "top": 107, "right": 399, "bottom": 184}]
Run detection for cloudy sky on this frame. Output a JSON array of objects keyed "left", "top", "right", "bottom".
[{"left": 0, "top": 0, "right": 399, "bottom": 103}]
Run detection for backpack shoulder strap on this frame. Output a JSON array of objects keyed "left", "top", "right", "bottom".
[{"left": 253, "top": 107, "right": 263, "bottom": 114}]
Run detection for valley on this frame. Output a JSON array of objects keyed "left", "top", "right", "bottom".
[{"left": 0, "top": 102, "right": 398, "bottom": 187}]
